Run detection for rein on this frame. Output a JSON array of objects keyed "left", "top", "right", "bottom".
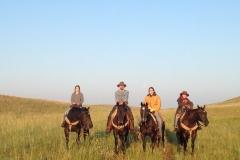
[
  {"left": 141, "top": 112, "right": 158, "bottom": 127},
  {"left": 180, "top": 111, "right": 198, "bottom": 137}
]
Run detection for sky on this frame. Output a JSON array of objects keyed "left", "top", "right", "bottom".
[{"left": 1, "top": 1, "right": 240, "bottom": 108}]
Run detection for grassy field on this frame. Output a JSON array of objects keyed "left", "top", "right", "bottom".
[{"left": 0, "top": 95, "right": 240, "bottom": 160}]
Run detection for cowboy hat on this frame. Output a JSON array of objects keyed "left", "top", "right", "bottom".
[
  {"left": 180, "top": 91, "right": 189, "bottom": 96},
  {"left": 117, "top": 81, "right": 127, "bottom": 87}
]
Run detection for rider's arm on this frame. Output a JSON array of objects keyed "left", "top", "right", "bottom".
[
  {"left": 71, "top": 93, "right": 75, "bottom": 104},
  {"left": 124, "top": 90, "right": 129, "bottom": 103},
  {"left": 79, "top": 93, "right": 84, "bottom": 105},
  {"left": 115, "top": 91, "right": 119, "bottom": 103},
  {"left": 157, "top": 95, "right": 161, "bottom": 110},
  {"left": 188, "top": 99, "right": 194, "bottom": 109}
]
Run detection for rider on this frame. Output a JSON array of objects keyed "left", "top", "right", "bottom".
[
  {"left": 61, "top": 85, "right": 84, "bottom": 127},
  {"left": 137, "top": 87, "right": 162, "bottom": 137},
  {"left": 105, "top": 81, "right": 135, "bottom": 134},
  {"left": 174, "top": 91, "right": 201, "bottom": 131}
]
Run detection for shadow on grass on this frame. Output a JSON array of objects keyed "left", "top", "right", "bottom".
[{"left": 165, "top": 129, "right": 178, "bottom": 146}]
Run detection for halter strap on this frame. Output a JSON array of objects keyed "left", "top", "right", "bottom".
[
  {"left": 111, "top": 107, "right": 129, "bottom": 130},
  {"left": 65, "top": 117, "right": 79, "bottom": 132},
  {"left": 179, "top": 111, "right": 198, "bottom": 137}
]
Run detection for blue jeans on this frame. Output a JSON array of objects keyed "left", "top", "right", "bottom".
[
  {"left": 154, "top": 113, "right": 162, "bottom": 133},
  {"left": 138, "top": 114, "right": 162, "bottom": 133},
  {"left": 63, "top": 108, "right": 71, "bottom": 119}
]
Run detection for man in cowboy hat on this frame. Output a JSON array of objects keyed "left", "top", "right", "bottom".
[
  {"left": 174, "top": 91, "right": 202, "bottom": 131},
  {"left": 105, "top": 81, "right": 135, "bottom": 134}
]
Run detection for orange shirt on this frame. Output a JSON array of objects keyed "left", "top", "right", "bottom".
[{"left": 144, "top": 94, "right": 161, "bottom": 113}]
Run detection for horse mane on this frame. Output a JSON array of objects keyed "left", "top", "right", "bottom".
[{"left": 68, "top": 107, "right": 85, "bottom": 115}]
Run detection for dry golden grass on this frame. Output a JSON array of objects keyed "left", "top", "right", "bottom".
[{"left": 0, "top": 95, "right": 239, "bottom": 160}]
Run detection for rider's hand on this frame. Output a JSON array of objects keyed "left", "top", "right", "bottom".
[{"left": 150, "top": 108, "right": 155, "bottom": 112}]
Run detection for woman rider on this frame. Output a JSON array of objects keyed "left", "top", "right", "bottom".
[
  {"left": 137, "top": 87, "right": 162, "bottom": 137},
  {"left": 61, "top": 85, "right": 84, "bottom": 127}
]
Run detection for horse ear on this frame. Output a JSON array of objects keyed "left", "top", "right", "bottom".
[
  {"left": 87, "top": 106, "right": 90, "bottom": 110},
  {"left": 146, "top": 102, "right": 148, "bottom": 106},
  {"left": 203, "top": 105, "right": 206, "bottom": 109},
  {"left": 197, "top": 105, "right": 200, "bottom": 109},
  {"left": 141, "top": 102, "right": 143, "bottom": 106}
]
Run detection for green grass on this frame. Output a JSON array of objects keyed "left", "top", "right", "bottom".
[{"left": 0, "top": 95, "right": 240, "bottom": 160}]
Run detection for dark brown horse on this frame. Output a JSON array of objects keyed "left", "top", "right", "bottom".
[
  {"left": 140, "top": 102, "right": 165, "bottom": 152},
  {"left": 176, "top": 105, "right": 209, "bottom": 155},
  {"left": 63, "top": 106, "right": 93, "bottom": 149},
  {"left": 112, "top": 102, "right": 129, "bottom": 154}
]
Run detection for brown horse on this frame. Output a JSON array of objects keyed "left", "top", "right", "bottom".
[
  {"left": 112, "top": 102, "right": 129, "bottom": 154},
  {"left": 63, "top": 106, "right": 93, "bottom": 149},
  {"left": 140, "top": 102, "right": 165, "bottom": 152},
  {"left": 176, "top": 105, "right": 209, "bottom": 155}
]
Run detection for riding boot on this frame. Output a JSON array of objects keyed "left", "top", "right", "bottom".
[
  {"left": 197, "top": 121, "right": 202, "bottom": 130},
  {"left": 136, "top": 126, "right": 141, "bottom": 140},
  {"left": 61, "top": 120, "right": 65, "bottom": 127},
  {"left": 174, "top": 117, "right": 179, "bottom": 132},
  {"left": 105, "top": 115, "right": 112, "bottom": 133},
  {"left": 126, "top": 108, "right": 135, "bottom": 134},
  {"left": 154, "top": 121, "right": 161, "bottom": 137},
  {"left": 105, "top": 106, "right": 117, "bottom": 133}
]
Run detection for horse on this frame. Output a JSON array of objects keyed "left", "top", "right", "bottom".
[
  {"left": 63, "top": 106, "right": 93, "bottom": 149},
  {"left": 111, "top": 102, "right": 130, "bottom": 154},
  {"left": 140, "top": 102, "right": 165, "bottom": 152},
  {"left": 176, "top": 105, "right": 209, "bottom": 155}
]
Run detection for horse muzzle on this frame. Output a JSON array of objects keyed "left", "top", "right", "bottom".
[
  {"left": 204, "top": 121, "right": 209, "bottom": 126},
  {"left": 141, "top": 118, "right": 147, "bottom": 123}
]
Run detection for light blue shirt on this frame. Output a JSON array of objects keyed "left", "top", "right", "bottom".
[{"left": 115, "top": 90, "right": 129, "bottom": 102}]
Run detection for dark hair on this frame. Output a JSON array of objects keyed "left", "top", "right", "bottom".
[
  {"left": 148, "top": 87, "right": 156, "bottom": 96},
  {"left": 75, "top": 85, "right": 80, "bottom": 89}
]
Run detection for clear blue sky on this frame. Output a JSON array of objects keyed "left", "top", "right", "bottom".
[{"left": 1, "top": 1, "right": 239, "bottom": 108}]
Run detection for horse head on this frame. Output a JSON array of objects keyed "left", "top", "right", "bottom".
[
  {"left": 80, "top": 107, "right": 93, "bottom": 129},
  {"left": 140, "top": 102, "right": 149, "bottom": 123},
  {"left": 196, "top": 105, "right": 209, "bottom": 127},
  {"left": 117, "top": 102, "right": 126, "bottom": 125}
]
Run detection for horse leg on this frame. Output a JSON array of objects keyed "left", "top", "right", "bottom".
[
  {"left": 151, "top": 135, "right": 156, "bottom": 153},
  {"left": 83, "top": 128, "right": 89, "bottom": 141},
  {"left": 142, "top": 134, "right": 146, "bottom": 152},
  {"left": 162, "top": 122, "right": 165, "bottom": 152},
  {"left": 64, "top": 129, "right": 69, "bottom": 149},
  {"left": 121, "top": 134, "right": 126, "bottom": 155},
  {"left": 125, "top": 131, "right": 128, "bottom": 148},
  {"left": 114, "top": 133, "right": 119, "bottom": 154},
  {"left": 191, "top": 133, "right": 197, "bottom": 156},
  {"left": 156, "top": 136, "right": 160, "bottom": 148},
  {"left": 176, "top": 132, "right": 181, "bottom": 152},
  {"left": 76, "top": 129, "right": 81, "bottom": 148},
  {"left": 183, "top": 136, "right": 188, "bottom": 155}
]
